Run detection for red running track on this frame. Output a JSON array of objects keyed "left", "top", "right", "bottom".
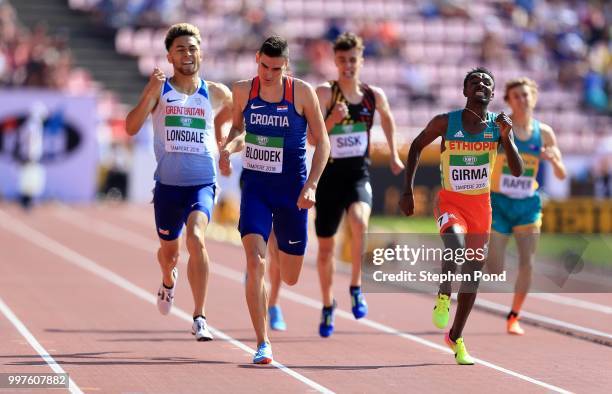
[{"left": 0, "top": 203, "right": 611, "bottom": 393}]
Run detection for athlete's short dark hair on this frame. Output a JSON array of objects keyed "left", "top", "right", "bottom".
[
  {"left": 463, "top": 67, "right": 495, "bottom": 89},
  {"left": 333, "top": 32, "right": 364, "bottom": 53},
  {"left": 259, "top": 36, "right": 289, "bottom": 58},
  {"left": 165, "top": 23, "right": 201, "bottom": 51}
]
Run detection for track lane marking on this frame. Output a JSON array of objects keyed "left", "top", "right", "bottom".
[
  {"left": 0, "top": 297, "right": 83, "bottom": 394},
  {"left": 52, "top": 206, "right": 574, "bottom": 394},
  {"left": 0, "top": 209, "right": 334, "bottom": 394}
]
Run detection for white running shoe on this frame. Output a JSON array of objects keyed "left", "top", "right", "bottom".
[
  {"left": 156, "top": 267, "right": 177, "bottom": 315},
  {"left": 191, "top": 316, "right": 214, "bottom": 341}
]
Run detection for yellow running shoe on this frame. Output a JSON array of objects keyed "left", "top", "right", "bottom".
[
  {"left": 507, "top": 316, "right": 525, "bottom": 335},
  {"left": 432, "top": 294, "right": 450, "bottom": 329},
  {"left": 445, "top": 332, "right": 475, "bottom": 365}
]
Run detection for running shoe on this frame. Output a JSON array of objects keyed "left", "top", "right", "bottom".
[
  {"left": 445, "top": 332, "right": 475, "bottom": 365},
  {"left": 253, "top": 342, "right": 273, "bottom": 364},
  {"left": 319, "top": 300, "right": 337, "bottom": 338},
  {"left": 157, "top": 267, "right": 177, "bottom": 315},
  {"left": 350, "top": 287, "right": 368, "bottom": 319},
  {"left": 268, "top": 305, "right": 287, "bottom": 331},
  {"left": 432, "top": 293, "right": 451, "bottom": 329},
  {"left": 191, "top": 316, "right": 214, "bottom": 341},
  {"left": 507, "top": 315, "right": 525, "bottom": 335}
]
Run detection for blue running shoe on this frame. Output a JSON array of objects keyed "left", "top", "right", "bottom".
[
  {"left": 350, "top": 286, "right": 368, "bottom": 319},
  {"left": 268, "top": 305, "right": 287, "bottom": 331},
  {"left": 253, "top": 342, "right": 273, "bottom": 364},
  {"left": 319, "top": 300, "right": 337, "bottom": 338}
]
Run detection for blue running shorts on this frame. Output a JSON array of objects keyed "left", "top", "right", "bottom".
[
  {"left": 239, "top": 177, "right": 308, "bottom": 255},
  {"left": 153, "top": 182, "right": 216, "bottom": 241}
]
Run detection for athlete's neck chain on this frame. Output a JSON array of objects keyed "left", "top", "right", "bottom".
[{"left": 464, "top": 107, "right": 488, "bottom": 124}]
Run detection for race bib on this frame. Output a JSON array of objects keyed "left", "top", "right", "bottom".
[
  {"left": 500, "top": 166, "right": 536, "bottom": 198},
  {"left": 164, "top": 115, "right": 207, "bottom": 154},
  {"left": 449, "top": 153, "right": 490, "bottom": 192},
  {"left": 243, "top": 133, "right": 284, "bottom": 173},
  {"left": 330, "top": 122, "right": 368, "bottom": 159}
]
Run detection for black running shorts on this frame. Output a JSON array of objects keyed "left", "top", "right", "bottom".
[{"left": 314, "top": 169, "right": 372, "bottom": 238}]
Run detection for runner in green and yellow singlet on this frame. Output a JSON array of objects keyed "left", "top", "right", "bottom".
[{"left": 400, "top": 68, "right": 524, "bottom": 365}]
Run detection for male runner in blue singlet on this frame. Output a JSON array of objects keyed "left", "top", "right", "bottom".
[{"left": 220, "top": 36, "right": 330, "bottom": 364}]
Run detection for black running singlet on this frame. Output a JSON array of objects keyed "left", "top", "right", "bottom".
[{"left": 324, "top": 80, "right": 376, "bottom": 171}]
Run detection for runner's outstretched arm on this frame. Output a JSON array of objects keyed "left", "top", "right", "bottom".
[
  {"left": 126, "top": 67, "right": 165, "bottom": 135},
  {"left": 399, "top": 114, "right": 447, "bottom": 216},
  {"left": 540, "top": 123, "right": 566, "bottom": 180},
  {"left": 307, "top": 83, "right": 343, "bottom": 146},
  {"left": 208, "top": 81, "right": 233, "bottom": 148},
  {"left": 219, "top": 81, "right": 248, "bottom": 176},
  {"left": 372, "top": 86, "right": 404, "bottom": 175},
  {"left": 319, "top": 84, "right": 348, "bottom": 133},
  {"left": 297, "top": 81, "right": 330, "bottom": 209},
  {"left": 302, "top": 83, "right": 331, "bottom": 189},
  {"left": 496, "top": 112, "right": 524, "bottom": 177}
]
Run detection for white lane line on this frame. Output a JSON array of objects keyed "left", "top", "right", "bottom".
[
  {"left": 120, "top": 206, "right": 154, "bottom": 225},
  {"left": 206, "top": 266, "right": 574, "bottom": 394},
  {"left": 0, "top": 210, "right": 333, "bottom": 394},
  {"left": 0, "top": 297, "right": 83, "bottom": 394},
  {"left": 473, "top": 297, "right": 612, "bottom": 342},
  {"left": 529, "top": 293, "right": 612, "bottom": 315},
  {"left": 55, "top": 207, "right": 573, "bottom": 394},
  {"left": 68, "top": 208, "right": 612, "bottom": 340},
  {"left": 115, "top": 207, "right": 612, "bottom": 315}
]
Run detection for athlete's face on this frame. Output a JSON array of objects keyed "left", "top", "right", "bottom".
[
  {"left": 167, "top": 35, "right": 201, "bottom": 76},
  {"left": 506, "top": 84, "right": 536, "bottom": 114},
  {"left": 334, "top": 48, "right": 363, "bottom": 80},
  {"left": 464, "top": 73, "right": 494, "bottom": 103},
  {"left": 256, "top": 53, "right": 287, "bottom": 86}
]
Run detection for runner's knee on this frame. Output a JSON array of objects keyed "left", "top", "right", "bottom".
[
  {"left": 348, "top": 215, "right": 368, "bottom": 235},
  {"left": 245, "top": 250, "right": 266, "bottom": 274},
  {"left": 347, "top": 204, "right": 369, "bottom": 232},
  {"left": 516, "top": 246, "right": 535, "bottom": 269},
  {"left": 317, "top": 239, "right": 335, "bottom": 265},
  {"left": 185, "top": 231, "right": 205, "bottom": 253},
  {"left": 282, "top": 271, "right": 299, "bottom": 286},
  {"left": 459, "top": 260, "right": 484, "bottom": 292},
  {"left": 441, "top": 226, "right": 466, "bottom": 250},
  {"left": 158, "top": 247, "right": 179, "bottom": 267},
  {"left": 486, "top": 252, "right": 505, "bottom": 275},
  {"left": 517, "top": 257, "right": 533, "bottom": 274}
]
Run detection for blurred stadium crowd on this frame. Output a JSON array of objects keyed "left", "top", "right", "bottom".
[
  {"left": 74, "top": 1, "right": 610, "bottom": 129},
  {"left": 1, "top": 0, "right": 610, "bottom": 200},
  {"left": 0, "top": 1, "right": 101, "bottom": 93}
]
